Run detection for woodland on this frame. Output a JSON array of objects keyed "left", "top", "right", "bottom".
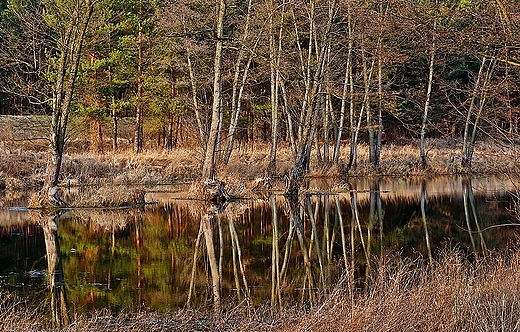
[
  {"left": 1, "top": 1, "right": 520, "bottom": 330},
  {"left": 0, "top": 0, "right": 520, "bottom": 202}
]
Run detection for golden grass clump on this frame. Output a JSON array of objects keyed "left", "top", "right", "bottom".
[
  {"left": 68, "top": 186, "right": 146, "bottom": 207},
  {"left": 0, "top": 291, "right": 47, "bottom": 331},
  {"left": 288, "top": 247, "right": 520, "bottom": 331}
]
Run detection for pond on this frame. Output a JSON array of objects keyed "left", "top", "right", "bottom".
[{"left": 1, "top": 176, "right": 519, "bottom": 316}]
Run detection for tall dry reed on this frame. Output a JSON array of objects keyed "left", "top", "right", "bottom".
[{"left": 289, "top": 246, "right": 520, "bottom": 331}]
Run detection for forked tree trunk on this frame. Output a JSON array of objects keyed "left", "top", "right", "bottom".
[
  {"left": 222, "top": 0, "right": 255, "bottom": 164},
  {"left": 348, "top": 44, "right": 373, "bottom": 169},
  {"left": 461, "top": 57, "right": 496, "bottom": 168},
  {"left": 43, "top": 0, "right": 94, "bottom": 206},
  {"left": 285, "top": 0, "right": 335, "bottom": 197}
]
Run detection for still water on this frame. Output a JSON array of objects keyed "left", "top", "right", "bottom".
[{"left": 1, "top": 176, "right": 519, "bottom": 315}]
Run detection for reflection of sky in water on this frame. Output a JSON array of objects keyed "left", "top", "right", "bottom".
[{"left": 0, "top": 176, "right": 519, "bottom": 314}]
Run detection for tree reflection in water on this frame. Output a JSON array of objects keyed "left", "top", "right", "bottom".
[
  {"left": 201, "top": 205, "right": 222, "bottom": 313},
  {"left": 2, "top": 177, "right": 518, "bottom": 316},
  {"left": 37, "top": 212, "right": 69, "bottom": 328},
  {"left": 462, "top": 179, "right": 488, "bottom": 255}
]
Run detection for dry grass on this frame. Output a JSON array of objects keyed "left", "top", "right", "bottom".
[
  {"left": 4, "top": 246, "right": 520, "bottom": 331},
  {"left": 289, "top": 247, "right": 520, "bottom": 332},
  {"left": 0, "top": 135, "right": 519, "bottom": 197}
]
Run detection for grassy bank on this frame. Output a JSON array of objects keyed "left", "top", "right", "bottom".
[
  {"left": 0, "top": 138, "right": 519, "bottom": 192},
  {"left": 3, "top": 246, "right": 520, "bottom": 331},
  {"left": 1, "top": 114, "right": 520, "bottom": 192}
]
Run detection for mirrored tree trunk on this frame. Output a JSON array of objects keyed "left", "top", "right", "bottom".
[{"left": 40, "top": 213, "right": 69, "bottom": 328}]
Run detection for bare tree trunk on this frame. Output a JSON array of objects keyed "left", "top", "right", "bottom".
[
  {"left": 345, "top": 5, "right": 357, "bottom": 169},
  {"left": 420, "top": 21, "right": 436, "bottom": 167},
  {"left": 323, "top": 92, "right": 330, "bottom": 164},
  {"left": 376, "top": 53, "right": 383, "bottom": 166},
  {"left": 43, "top": 0, "right": 94, "bottom": 206},
  {"left": 374, "top": 2, "right": 386, "bottom": 167},
  {"left": 134, "top": 0, "right": 144, "bottom": 154},
  {"left": 111, "top": 100, "right": 118, "bottom": 152},
  {"left": 362, "top": 42, "right": 376, "bottom": 165},
  {"left": 267, "top": 5, "right": 284, "bottom": 176},
  {"left": 333, "top": 51, "right": 350, "bottom": 163},
  {"left": 166, "top": 114, "right": 174, "bottom": 151},
  {"left": 280, "top": 79, "right": 298, "bottom": 160},
  {"left": 462, "top": 57, "right": 486, "bottom": 168},
  {"left": 89, "top": 118, "right": 103, "bottom": 154},
  {"left": 462, "top": 57, "right": 496, "bottom": 168},
  {"left": 186, "top": 51, "right": 205, "bottom": 145},
  {"left": 285, "top": 0, "right": 335, "bottom": 197},
  {"left": 350, "top": 56, "right": 374, "bottom": 168},
  {"left": 223, "top": 0, "right": 256, "bottom": 164},
  {"left": 201, "top": 0, "right": 226, "bottom": 182}
]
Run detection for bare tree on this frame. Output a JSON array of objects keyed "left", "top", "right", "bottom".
[
  {"left": 266, "top": 0, "right": 285, "bottom": 176},
  {"left": 420, "top": 18, "right": 436, "bottom": 167},
  {"left": 201, "top": 0, "right": 226, "bottom": 183},
  {"left": 285, "top": 0, "right": 336, "bottom": 197},
  {"left": 222, "top": 0, "right": 258, "bottom": 164},
  {"left": 43, "top": 0, "right": 95, "bottom": 205},
  {"left": 461, "top": 57, "right": 496, "bottom": 168}
]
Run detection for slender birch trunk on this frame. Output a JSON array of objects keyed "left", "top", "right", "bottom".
[
  {"left": 364, "top": 44, "right": 376, "bottom": 165},
  {"left": 223, "top": 0, "right": 256, "bottom": 164},
  {"left": 267, "top": 3, "right": 285, "bottom": 176},
  {"left": 333, "top": 49, "right": 350, "bottom": 163},
  {"left": 462, "top": 57, "right": 496, "bottom": 168},
  {"left": 186, "top": 51, "right": 205, "bottom": 145},
  {"left": 201, "top": 0, "right": 226, "bottom": 182},
  {"left": 420, "top": 20, "right": 436, "bottom": 167}
]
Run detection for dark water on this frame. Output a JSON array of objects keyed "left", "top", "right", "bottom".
[{"left": 1, "top": 176, "right": 519, "bottom": 315}]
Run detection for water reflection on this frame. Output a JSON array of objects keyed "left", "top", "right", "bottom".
[
  {"left": 1, "top": 176, "right": 520, "bottom": 315},
  {"left": 462, "top": 179, "right": 487, "bottom": 255},
  {"left": 36, "top": 212, "right": 69, "bottom": 327},
  {"left": 201, "top": 205, "right": 222, "bottom": 312}
]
